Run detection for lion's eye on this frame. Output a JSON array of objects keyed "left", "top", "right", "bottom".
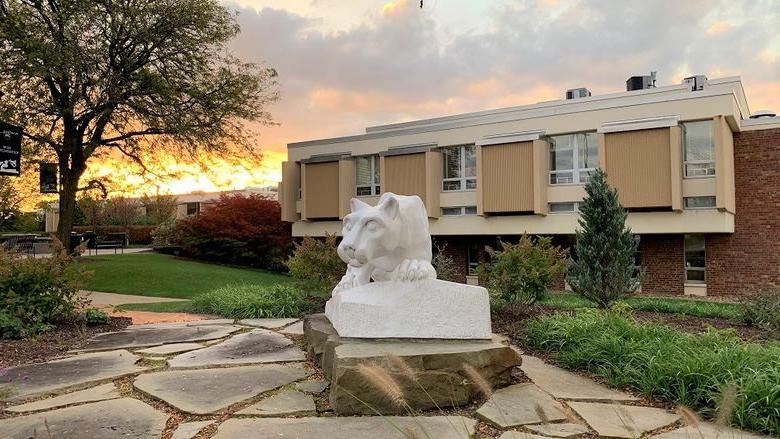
[{"left": 365, "top": 220, "right": 380, "bottom": 232}]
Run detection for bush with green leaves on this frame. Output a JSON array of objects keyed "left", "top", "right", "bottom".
[
  {"left": 83, "top": 308, "right": 109, "bottom": 325},
  {"left": 567, "top": 169, "right": 640, "bottom": 308},
  {"left": 741, "top": 288, "right": 780, "bottom": 333},
  {"left": 527, "top": 310, "right": 780, "bottom": 436},
  {"left": 478, "top": 235, "right": 567, "bottom": 314},
  {"left": 0, "top": 245, "right": 86, "bottom": 338},
  {"left": 286, "top": 234, "right": 344, "bottom": 294},
  {"left": 191, "top": 283, "right": 312, "bottom": 319}
]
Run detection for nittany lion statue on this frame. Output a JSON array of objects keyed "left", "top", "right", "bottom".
[{"left": 333, "top": 192, "right": 437, "bottom": 294}]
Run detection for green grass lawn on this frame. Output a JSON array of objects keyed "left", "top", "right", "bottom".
[
  {"left": 80, "top": 253, "right": 289, "bottom": 299},
  {"left": 541, "top": 292, "right": 742, "bottom": 320}
]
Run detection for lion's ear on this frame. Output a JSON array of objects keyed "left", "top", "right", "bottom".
[
  {"left": 351, "top": 198, "right": 370, "bottom": 213},
  {"left": 379, "top": 195, "right": 399, "bottom": 219}
]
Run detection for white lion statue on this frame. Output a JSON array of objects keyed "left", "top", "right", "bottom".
[{"left": 333, "top": 192, "right": 436, "bottom": 294}]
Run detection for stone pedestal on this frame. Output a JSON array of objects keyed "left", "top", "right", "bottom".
[
  {"left": 303, "top": 314, "right": 522, "bottom": 415},
  {"left": 325, "top": 279, "right": 492, "bottom": 340}
]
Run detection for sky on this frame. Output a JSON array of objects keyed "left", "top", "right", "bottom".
[{"left": 91, "top": 0, "right": 780, "bottom": 195}]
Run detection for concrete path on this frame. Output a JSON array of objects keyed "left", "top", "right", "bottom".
[
  {"left": 81, "top": 291, "right": 188, "bottom": 307},
  {"left": 0, "top": 317, "right": 769, "bottom": 439}
]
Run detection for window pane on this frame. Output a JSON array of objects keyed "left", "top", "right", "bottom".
[
  {"left": 463, "top": 145, "right": 476, "bottom": 177},
  {"left": 372, "top": 156, "right": 380, "bottom": 185},
  {"left": 549, "top": 202, "right": 576, "bottom": 213},
  {"left": 683, "top": 121, "right": 714, "bottom": 162},
  {"left": 686, "top": 269, "right": 706, "bottom": 282},
  {"left": 550, "top": 135, "right": 575, "bottom": 171},
  {"left": 465, "top": 178, "right": 477, "bottom": 190},
  {"left": 443, "top": 180, "right": 462, "bottom": 191},
  {"left": 443, "top": 147, "right": 461, "bottom": 179},
  {"left": 441, "top": 207, "right": 462, "bottom": 216},
  {"left": 355, "top": 156, "right": 372, "bottom": 185},
  {"left": 464, "top": 206, "right": 477, "bottom": 215},
  {"left": 684, "top": 234, "right": 706, "bottom": 270},
  {"left": 578, "top": 169, "right": 596, "bottom": 183},
  {"left": 550, "top": 172, "right": 573, "bottom": 185},
  {"left": 579, "top": 133, "right": 599, "bottom": 169},
  {"left": 685, "top": 163, "right": 715, "bottom": 177},
  {"left": 684, "top": 196, "right": 716, "bottom": 209}
]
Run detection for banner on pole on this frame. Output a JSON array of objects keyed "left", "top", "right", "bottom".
[
  {"left": 0, "top": 122, "right": 22, "bottom": 177},
  {"left": 40, "top": 163, "right": 58, "bottom": 193}
]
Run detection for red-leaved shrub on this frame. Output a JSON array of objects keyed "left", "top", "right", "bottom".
[{"left": 174, "top": 194, "right": 291, "bottom": 271}]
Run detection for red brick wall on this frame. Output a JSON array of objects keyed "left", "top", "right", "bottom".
[
  {"left": 639, "top": 234, "right": 685, "bottom": 295},
  {"left": 706, "top": 128, "right": 780, "bottom": 295},
  {"left": 432, "top": 236, "right": 468, "bottom": 283}
]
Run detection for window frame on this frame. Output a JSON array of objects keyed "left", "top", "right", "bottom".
[
  {"left": 549, "top": 132, "right": 598, "bottom": 186},
  {"left": 442, "top": 144, "right": 477, "bottom": 192},
  {"left": 683, "top": 196, "right": 716, "bottom": 210},
  {"left": 355, "top": 155, "right": 380, "bottom": 197},
  {"left": 684, "top": 234, "right": 706, "bottom": 284},
  {"left": 467, "top": 241, "right": 480, "bottom": 276},
  {"left": 441, "top": 206, "right": 477, "bottom": 216},
  {"left": 682, "top": 120, "right": 716, "bottom": 179},
  {"left": 548, "top": 202, "right": 579, "bottom": 214},
  {"left": 185, "top": 202, "right": 201, "bottom": 216}
]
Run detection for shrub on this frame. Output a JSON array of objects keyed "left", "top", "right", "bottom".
[
  {"left": 0, "top": 244, "right": 86, "bottom": 338},
  {"left": 478, "top": 235, "right": 567, "bottom": 314},
  {"left": 567, "top": 169, "right": 640, "bottom": 308},
  {"left": 175, "top": 194, "right": 291, "bottom": 271},
  {"left": 83, "top": 308, "right": 109, "bottom": 325},
  {"left": 191, "top": 284, "right": 311, "bottom": 318},
  {"left": 286, "top": 235, "right": 344, "bottom": 294},
  {"left": 527, "top": 310, "right": 780, "bottom": 436},
  {"left": 432, "top": 244, "right": 459, "bottom": 282},
  {"left": 150, "top": 220, "right": 180, "bottom": 250},
  {"left": 741, "top": 288, "right": 780, "bottom": 333}
]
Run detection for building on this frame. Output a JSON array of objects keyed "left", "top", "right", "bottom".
[
  {"left": 278, "top": 74, "right": 780, "bottom": 297},
  {"left": 45, "top": 186, "right": 277, "bottom": 232}
]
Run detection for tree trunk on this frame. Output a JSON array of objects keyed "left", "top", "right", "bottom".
[{"left": 56, "top": 168, "right": 79, "bottom": 250}]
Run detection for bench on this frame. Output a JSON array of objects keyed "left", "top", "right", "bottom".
[
  {"left": 83, "top": 231, "right": 127, "bottom": 255},
  {"left": 0, "top": 234, "right": 36, "bottom": 256}
]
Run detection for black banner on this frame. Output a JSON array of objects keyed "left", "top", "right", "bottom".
[
  {"left": 40, "top": 162, "right": 58, "bottom": 194},
  {"left": 0, "top": 122, "right": 22, "bottom": 177}
]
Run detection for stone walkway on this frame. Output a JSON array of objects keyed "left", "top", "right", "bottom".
[{"left": 0, "top": 318, "right": 768, "bottom": 439}]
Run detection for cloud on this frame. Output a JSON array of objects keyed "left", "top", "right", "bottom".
[{"left": 225, "top": 0, "right": 780, "bottom": 166}]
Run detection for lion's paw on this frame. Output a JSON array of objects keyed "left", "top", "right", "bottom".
[{"left": 392, "top": 259, "right": 436, "bottom": 282}]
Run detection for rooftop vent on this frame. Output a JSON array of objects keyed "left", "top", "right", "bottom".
[
  {"left": 683, "top": 75, "right": 707, "bottom": 91},
  {"left": 750, "top": 110, "right": 777, "bottom": 119},
  {"left": 565, "top": 88, "right": 591, "bottom": 99},
  {"left": 626, "top": 71, "right": 657, "bottom": 91}
]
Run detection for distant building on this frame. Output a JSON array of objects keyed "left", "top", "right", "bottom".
[
  {"left": 45, "top": 186, "right": 278, "bottom": 232},
  {"left": 279, "top": 74, "right": 780, "bottom": 297}
]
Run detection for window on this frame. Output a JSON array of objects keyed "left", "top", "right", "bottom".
[
  {"left": 186, "top": 202, "right": 200, "bottom": 216},
  {"left": 467, "top": 241, "right": 480, "bottom": 276},
  {"left": 683, "top": 120, "right": 715, "bottom": 177},
  {"left": 355, "top": 155, "right": 380, "bottom": 196},
  {"left": 684, "top": 196, "right": 716, "bottom": 209},
  {"left": 549, "top": 132, "right": 598, "bottom": 185},
  {"left": 442, "top": 145, "right": 476, "bottom": 191},
  {"left": 684, "top": 234, "right": 706, "bottom": 283},
  {"left": 441, "top": 206, "right": 477, "bottom": 216},
  {"left": 548, "top": 202, "right": 579, "bottom": 213}
]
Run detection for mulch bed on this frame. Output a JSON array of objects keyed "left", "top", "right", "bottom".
[{"left": 0, "top": 317, "right": 131, "bottom": 369}]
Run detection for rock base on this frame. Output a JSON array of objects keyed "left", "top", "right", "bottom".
[
  {"left": 325, "top": 279, "right": 492, "bottom": 339},
  {"left": 303, "top": 314, "right": 522, "bottom": 415}
]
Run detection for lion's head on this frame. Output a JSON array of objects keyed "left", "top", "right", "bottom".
[{"left": 338, "top": 195, "right": 402, "bottom": 268}]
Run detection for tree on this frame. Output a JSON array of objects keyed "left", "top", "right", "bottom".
[
  {"left": 0, "top": 0, "right": 278, "bottom": 244},
  {"left": 0, "top": 176, "right": 21, "bottom": 230},
  {"left": 104, "top": 196, "right": 140, "bottom": 227},
  {"left": 566, "top": 169, "right": 640, "bottom": 308},
  {"left": 141, "top": 194, "right": 178, "bottom": 225}
]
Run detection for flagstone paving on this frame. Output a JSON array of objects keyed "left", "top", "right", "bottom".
[
  {"left": 0, "top": 318, "right": 771, "bottom": 439},
  {"left": 279, "top": 320, "right": 305, "bottom": 335},
  {"left": 0, "top": 398, "right": 168, "bottom": 439},
  {"left": 236, "top": 390, "right": 316, "bottom": 417},
  {"left": 3, "top": 349, "right": 148, "bottom": 399},
  {"left": 5, "top": 382, "right": 120, "bottom": 413},
  {"left": 167, "top": 329, "right": 305, "bottom": 367},
  {"left": 134, "top": 363, "right": 310, "bottom": 414},
  {"left": 79, "top": 324, "right": 241, "bottom": 352},
  {"left": 476, "top": 383, "right": 567, "bottom": 428}
]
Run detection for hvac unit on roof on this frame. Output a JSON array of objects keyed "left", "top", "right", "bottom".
[
  {"left": 626, "top": 71, "right": 657, "bottom": 91},
  {"left": 565, "top": 88, "right": 591, "bottom": 99},
  {"left": 683, "top": 75, "right": 707, "bottom": 91}
]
